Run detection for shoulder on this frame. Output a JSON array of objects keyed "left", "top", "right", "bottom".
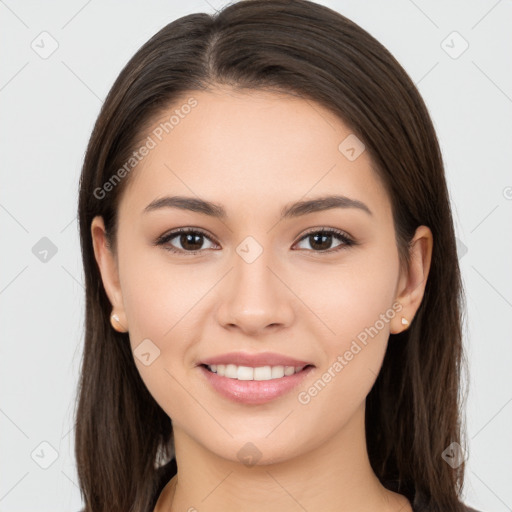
[{"left": 411, "top": 495, "right": 485, "bottom": 512}]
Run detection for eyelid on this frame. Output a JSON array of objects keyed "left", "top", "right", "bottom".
[
  {"left": 297, "top": 226, "right": 354, "bottom": 241},
  {"left": 154, "top": 226, "right": 218, "bottom": 246}
]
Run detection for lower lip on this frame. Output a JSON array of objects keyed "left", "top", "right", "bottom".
[{"left": 198, "top": 365, "right": 315, "bottom": 405}]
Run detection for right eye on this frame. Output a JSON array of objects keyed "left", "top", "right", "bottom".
[{"left": 155, "top": 228, "right": 219, "bottom": 255}]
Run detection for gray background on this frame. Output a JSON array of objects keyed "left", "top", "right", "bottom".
[{"left": 1, "top": 0, "right": 511, "bottom": 510}]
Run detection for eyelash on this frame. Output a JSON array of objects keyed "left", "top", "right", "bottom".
[{"left": 154, "top": 227, "right": 356, "bottom": 256}]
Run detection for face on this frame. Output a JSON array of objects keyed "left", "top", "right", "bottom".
[{"left": 92, "top": 87, "right": 431, "bottom": 465}]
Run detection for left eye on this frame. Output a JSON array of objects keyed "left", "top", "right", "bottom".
[
  {"left": 294, "top": 229, "right": 354, "bottom": 252},
  {"left": 155, "top": 228, "right": 354, "bottom": 255}
]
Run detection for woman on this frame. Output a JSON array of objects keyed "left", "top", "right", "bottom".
[{"left": 75, "top": 1, "right": 481, "bottom": 511}]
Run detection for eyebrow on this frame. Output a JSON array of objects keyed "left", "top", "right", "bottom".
[{"left": 143, "top": 194, "right": 373, "bottom": 218}]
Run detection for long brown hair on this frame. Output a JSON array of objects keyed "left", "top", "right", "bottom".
[{"left": 75, "top": 1, "right": 468, "bottom": 510}]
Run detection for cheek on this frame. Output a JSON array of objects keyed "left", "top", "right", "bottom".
[
  {"left": 118, "top": 234, "right": 207, "bottom": 344},
  {"left": 296, "top": 245, "right": 399, "bottom": 403},
  {"left": 118, "top": 252, "right": 203, "bottom": 419},
  {"left": 334, "top": 265, "right": 397, "bottom": 345},
  {"left": 295, "top": 244, "right": 399, "bottom": 348},
  {"left": 117, "top": 241, "right": 216, "bottom": 402},
  {"left": 122, "top": 269, "right": 177, "bottom": 344}
]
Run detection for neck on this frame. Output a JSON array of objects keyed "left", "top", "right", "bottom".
[{"left": 155, "top": 403, "right": 412, "bottom": 512}]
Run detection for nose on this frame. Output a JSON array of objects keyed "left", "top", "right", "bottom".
[{"left": 215, "top": 247, "right": 295, "bottom": 336}]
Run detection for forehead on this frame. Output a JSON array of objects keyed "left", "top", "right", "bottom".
[{"left": 120, "top": 87, "right": 390, "bottom": 221}]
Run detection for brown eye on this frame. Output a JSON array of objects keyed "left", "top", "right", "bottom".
[
  {"left": 176, "top": 232, "right": 204, "bottom": 251},
  {"left": 155, "top": 228, "right": 218, "bottom": 254},
  {"left": 155, "top": 227, "right": 355, "bottom": 256},
  {"left": 294, "top": 228, "right": 354, "bottom": 252}
]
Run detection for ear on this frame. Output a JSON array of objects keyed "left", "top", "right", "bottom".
[
  {"left": 91, "top": 216, "right": 128, "bottom": 332},
  {"left": 390, "top": 225, "right": 433, "bottom": 334}
]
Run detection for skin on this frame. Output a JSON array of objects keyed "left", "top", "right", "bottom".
[{"left": 91, "top": 87, "right": 432, "bottom": 512}]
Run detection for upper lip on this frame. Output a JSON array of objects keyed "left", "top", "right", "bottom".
[{"left": 199, "top": 351, "right": 314, "bottom": 368}]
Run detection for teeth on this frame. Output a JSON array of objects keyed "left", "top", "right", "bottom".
[{"left": 207, "top": 364, "right": 306, "bottom": 380}]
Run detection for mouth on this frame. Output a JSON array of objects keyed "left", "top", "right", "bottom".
[
  {"left": 198, "top": 363, "right": 315, "bottom": 405},
  {"left": 200, "top": 363, "right": 314, "bottom": 381}
]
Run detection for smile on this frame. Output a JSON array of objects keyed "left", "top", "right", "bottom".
[
  {"left": 205, "top": 363, "right": 309, "bottom": 380},
  {"left": 199, "top": 364, "right": 315, "bottom": 405}
]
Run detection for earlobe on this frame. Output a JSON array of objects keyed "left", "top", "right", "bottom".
[
  {"left": 110, "top": 312, "right": 128, "bottom": 333},
  {"left": 392, "top": 225, "right": 433, "bottom": 334},
  {"left": 90, "top": 216, "right": 128, "bottom": 331}
]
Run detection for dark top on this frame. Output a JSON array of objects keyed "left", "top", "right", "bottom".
[{"left": 150, "top": 458, "right": 483, "bottom": 512}]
